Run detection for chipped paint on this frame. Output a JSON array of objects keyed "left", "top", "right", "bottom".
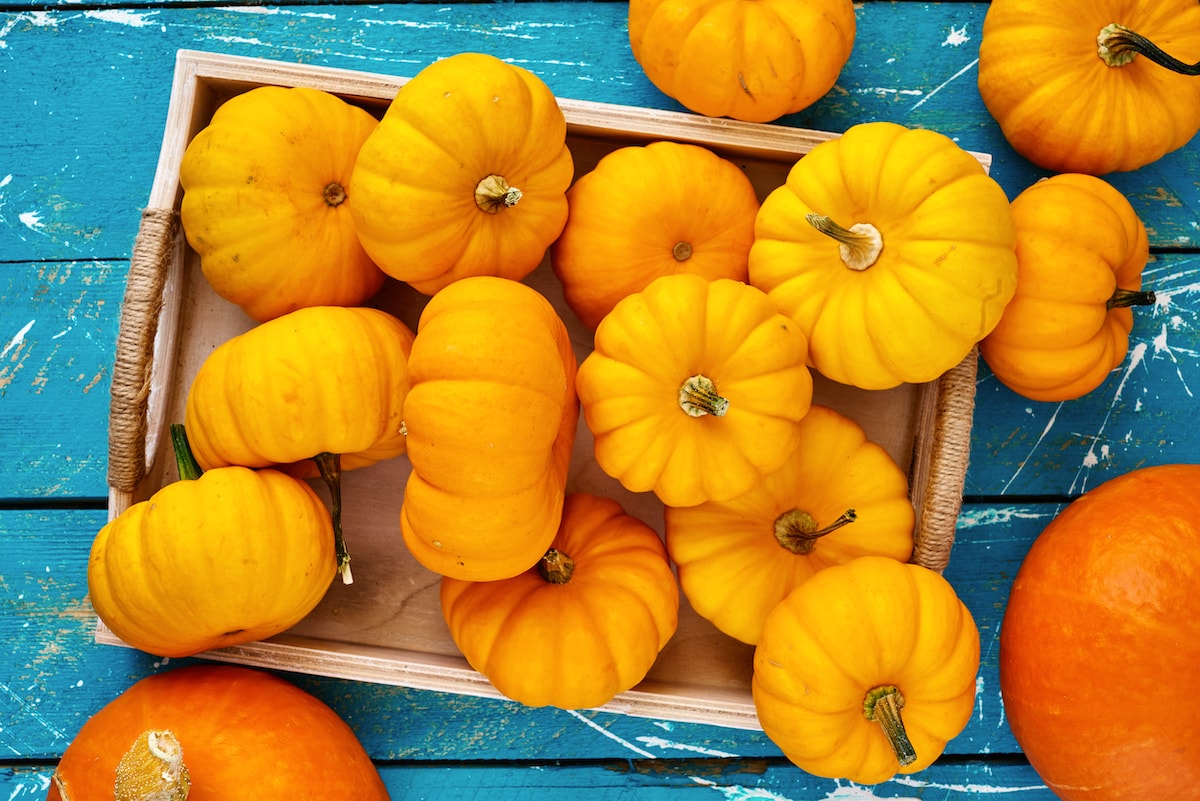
[{"left": 81, "top": 9, "right": 161, "bottom": 28}]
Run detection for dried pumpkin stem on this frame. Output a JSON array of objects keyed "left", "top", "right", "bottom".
[
  {"left": 114, "top": 729, "right": 191, "bottom": 801},
  {"left": 1108, "top": 287, "right": 1157, "bottom": 310},
  {"left": 863, "top": 685, "right": 918, "bottom": 768},
  {"left": 538, "top": 548, "right": 575, "bottom": 584},
  {"left": 168, "top": 423, "right": 203, "bottom": 482},
  {"left": 679, "top": 374, "right": 730, "bottom": 417},
  {"left": 805, "top": 214, "right": 883, "bottom": 271},
  {"left": 773, "top": 508, "right": 857, "bottom": 555},
  {"left": 313, "top": 451, "right": 353, "bottom": 585},
  {"left": 323, "top": 181, "right": 347, "bottom": 207},
  {"left": 672, "top": 241, "right": 694, "bottom": 261},
  {"left": 1097, "top": 23, "right": 1200, "bottom": 74},
  {"left": 475, "top": 174, "right": 523, "bottom": 213}
]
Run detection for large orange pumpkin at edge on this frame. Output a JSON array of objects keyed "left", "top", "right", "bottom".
[{"left": 999, "top": 463, "right": 1200, "bottom": 801}]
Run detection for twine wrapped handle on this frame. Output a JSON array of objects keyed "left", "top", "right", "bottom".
[{"left": 108, "top": 208, "right": 180, "bottom": 494}]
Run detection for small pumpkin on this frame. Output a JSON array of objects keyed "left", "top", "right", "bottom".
[
  {"left": 980, "top": 173, "right": 1154, "bottom": 402},
  {"left": 401, "top": 275, "right": 578, "bottom": 582},
  {"left": 47, "top": 664, "right": 389, "bottom": 801},
  {"left": 179, "top": 85, "right": 385, "bottom": 322},
  {"left": 748, "top": 121, "right": 1018, "bottom": 390},
  {"left": 184, "top": 305, "right": 416, "bottom": 582},
  {"left": 664, "top": 405, "right": 914, "bottom": 645},
  {"left": 753, "top": 555, "right": 980, "bottom": 784},
  {"left": 627, "top": 0, "right": 857, "bottom": 123},
  {"left": 88, "top": 425, "right": 335, "bottom": 658},
  {"left": 349, "top": 52, "right": 574, "bottom": 295},
  {"left": 999, "top": 464, "right": 1200, "bottom": 801},
  {"left": 550, "top": 140, "right": 760, "bottom": 330},
  {"left": 576, "top": 272, "right": 813, "bottom": 508},
  {"left": 440, "top": 492, "right": 680, "bottom": 710},
  {"left": 977, "top": 0, "right": 1200, "bottom": 175}
]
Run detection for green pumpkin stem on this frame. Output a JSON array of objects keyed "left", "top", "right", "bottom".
[
  {"left": 773, "top": 509, "right": 857, "bottom": 554},
  {"left": 1097, "top": 24, "right": 1200, "bottom": 74},
  {"left": 863, "top": 685, "right": 918, "bottom": 768},
  {"left": 537, "top": 548, "right": 575, "bottom": 584},
  {"left": 805, "top": 213, "right": 883, "bottom": 271},
  {"left": 113, "top": 729, "right": 191, "bottom": 801},
  {"left": 475, "top": 174, "right": 523, "bottom": 213},
  {"left": 169, "top": 423, "right": 203, "bottom": 482},
  {"left": 679, "top": 374, "right": 730, "bottom": 417},
  {"left": 1107, "top": 287, "right": 1157, "bottom": 310},
  {"left": 313, "top": 451, "right": 353, "bottom": 585}
]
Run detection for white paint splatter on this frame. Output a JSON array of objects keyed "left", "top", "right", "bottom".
[
  {"left": 636, "top": 736, "right": 737, "bottom": 758},
  {"left": 82, "top": 9, "right": 161, "bottom": 28},
  {"left": 0, "top": 11, "right": 60, "bottom": 50},
  {"left": 956, "top": 506, "right": 1050, "bottom": 529},
  {"left": 909, "top": 58, "right": 979, "bottom": 112},
  {"left": 999, "top": 403, "right": 1063, "bottom": 495},
  {"left": 18, "top": 211, "right": 42, "bottom": 231},
  {"left": 855, "top": 87, "right": 924, "bottom": 97},
  {"left": 1070, "top": 342, "right": 1147, "bottom": 493},
  {"left": 823, "top": 782, "right": 920, "bottom": 801},
  {"left": 943, "top": 25, "right": 970, "bottom": 46},
  {"left": 1, "top": 320, "right": 35, "bottom": 360},
  {"left": 891, "top": 775, "right": 1047, "bottom": 794},
  {"left": 691, "top": 778, "right": 799, "bottom": 800}
]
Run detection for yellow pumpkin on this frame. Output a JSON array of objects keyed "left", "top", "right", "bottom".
[
  {"left": 550, "top": 140, "right": 760, "bottom": 330},
  {"left": 88, "top": 425, "right": 335, "bottom": 658},
  {"left": 753, "top": 556, "right": 980, "bottom": 784},
  {"left": 980, "top": 174, "right": 1154, "bottom": 402},
  {"left": 664, "top": 405, "right": 914, "bottom": 645},
  {"left": 179, "top": 85, "right": 385, "bottom": 322},
  {"left": 440, "top": 492, "right": 679, "bottom": 710},
  {"left": 576, "top": 272, "right": 813, "bottom": 508},
  {"left": 183, "top": 305, "right": 415, "bottom": 582},
  {"left": 748, "top": 121, "right": 1018, "bottom": 390},
  {"left": 349, "top": 52, "right": 574, "bottom": 295},
  {"left": 978, "top": 0, "right": 1200, "bottom": 175},
  {"left": 401, "top": 275, "right": 578, "bottom": 582},
  {"left": 627, "top": 0, "right": 857, "bottom": 123}
]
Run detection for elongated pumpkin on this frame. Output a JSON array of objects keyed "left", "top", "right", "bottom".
[
  {"left": 749, "top": 121, "right": 1018, "bottom": 390},
  {"left": 980, "top": 173, "right": 1154, "bottom": 402},
  {"left": 665, "top": 405, "right": 913, "bottom": 645},
  {"left": 441, "top": 492, "right": 679, "bottom": 710},
  {"left": 179, "top": 85, "right": 385, "bottom": 322},
  {"left": 576, "top": 272, "right": 813, "bottom": 508},
  {"left": 401, "top": 275, "right": 578, "bottom": 582},
  {"left": 349, "top": 53, "right": 574, "bottom": 295}
]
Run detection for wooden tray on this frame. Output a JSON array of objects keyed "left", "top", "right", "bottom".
[{"left": 100, "top": 49, "right": 984, "bottom": 730}]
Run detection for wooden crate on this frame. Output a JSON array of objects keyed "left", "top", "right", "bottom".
[{"left": 100, "top": 49, "right": 984, "bottom": 730}]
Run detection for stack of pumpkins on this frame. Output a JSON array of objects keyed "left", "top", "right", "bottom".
[{"left": 73, "top": 0, "right": 1200, "bottom": 799}]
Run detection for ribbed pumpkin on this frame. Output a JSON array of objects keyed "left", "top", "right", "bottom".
[
  {"left": 749, "top": 121, "right": 1018, "bottom": 390},
  {"left": 401, "top": 275, "right": 578, "bottom": 582},
  {"left": 977, "top": 0, "right": 1200, "bottom": 175},
  {"left": 47, "top": 664, "right": 389, "bottom": 801},
  {"left": 88, "top": 425, "right": 335, "bottom": 658},
  {"left": 349, "top": 52, "right": 574, "bottom": 295},
  {"left": 753, "top": 556, "right": 980, "bottom": 784},
  {"left": 980, "top": 173, "right": 1154, "bottom": 402},
  {"left": 627, "top": 0, "right": 857, "bottom": 123},
  {"left": 664, "top": 405, "right": 914, "bottom": 645},
  {"left": 179, "top": 85, "right": 385, "bottom": 322},
  {"left": 441, "top": 492, "right": 679, "bottom": 710},
  {"left": 550, "top": 140, "right": 760, "bottom": 330},
  {"left": 576, "top": 272, "right": 813, "bottom": 508}
]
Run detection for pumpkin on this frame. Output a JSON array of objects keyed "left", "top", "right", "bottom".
[
  {"left": 753, "top": 555, "right": 980, "bottom": 784},
  {"left": 88, "top": 425, "right": 335, "bottom": 658},
  {"left": 179, "top": 85, "right": 385, "bottom": 322},
  {"left": 47, "top": 664, "right": 388, "bottom": 801},
  {"left": 440, "top": 492, "right": 679, "bottom": 709},
  {"left": 550, "top": 140, "right": 760, "bottom": 330},
  {"left": 977, "top": 0, "right": 1200, "bottom": 175},
  {"left": 400, "top": 275, "right": 578, "bottom": 582},
  {"left": 349, "top": 52, "right": 574, "bottom": 295},
  {"left": 627, "top": 0, "right": 857, "bottom": 123},
  {"left": 999, "top": 464, "right": 1200, "bottom": 801},
  {"left": 576, "top": 272, "right": 813, "bottom": 508},
  {"left": 183, "top": 305, "right": 415, "bottom": 583},
  {"left": 980, "top": 173, "right": 1154, "bottom": 402},
  {"left": 664, "top": 405, "right": 914, "bottom": 645},
  {"left": 748, "top": 121, "right": 1018, "bottom": 390}
]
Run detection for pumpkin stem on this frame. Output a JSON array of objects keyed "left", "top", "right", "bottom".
[
  {"left": 537, "top": 548, "right": 576, "bottom": 584},
  {"left": 805, "top": 214, "right": 883, "bottom": 271},
  {"left": 1097, "top": 24, "right": 1200, "bottom": 74},
  {"left": 313, "top": 451, "right": 353, "bottom": 585},
  {"left": 1108, "top": 287, "right": 1157, "bottom": 310},
  {"left": 773, "top": 508, "right": 857, "bottom": 554},
  {"left": 114, "top": 729, "right": 191, "bottom": 801},
  {"left": 323, "top": 181, "right": 347, "bottom": 207},
  {"left": 679, "top": 374, "right": 730, "bottom": 417},
  {"left": 672, "top": 241, "right": 693, "bottom": 261},
  {"left": 475, "top": 174, "right": 523, "bottom": 213},
  {"left": 863, "top": 685, "right": 918, "bottom": 768},
  {"left": 169, "top": 423, "right": 203, "bottom": 481}
]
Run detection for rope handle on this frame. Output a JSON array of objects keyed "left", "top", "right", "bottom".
[{"left": 108, "top": 208, "right": 180, "bottom": 493}]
